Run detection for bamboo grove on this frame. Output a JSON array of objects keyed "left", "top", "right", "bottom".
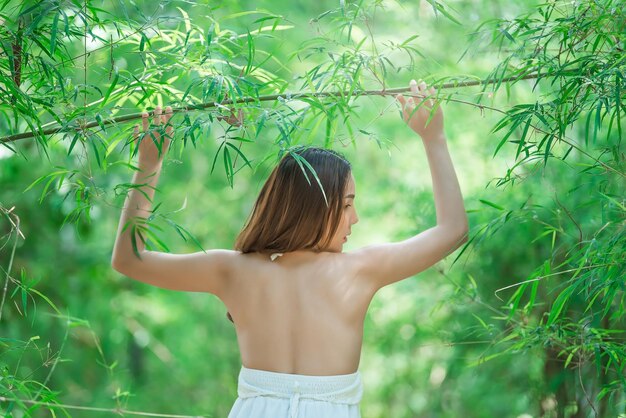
[{"left": 0, "top": 0, "right": 624, "bottom": 417}]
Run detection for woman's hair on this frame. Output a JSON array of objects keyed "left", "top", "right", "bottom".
[{"left": 234, "top": 146, "right": 352, "bottom": 254}]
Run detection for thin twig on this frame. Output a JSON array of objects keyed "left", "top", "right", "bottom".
[
  {"left": 0, "top": 205, "right": 21, "bottom": 322},
  {"left": 578, "top": 353, "right": 599, "bottom": 417},
  {"left": 0, "top": 73, "right": 542, "bottom": 144},
  {"left": 494, "top": 278, "right": 543, "bottom": 302},
  {"left": 0, "top": 397, "right": 208, "bottom": 418},
  {"left": 493, "top": 263, "right": 617, "bottom": 301},
  {"left": 434, "top": 266, "right": 512, "bottom": 322},
  {"left": 32, "top": 317, "right": 70, "bottom": 402}
]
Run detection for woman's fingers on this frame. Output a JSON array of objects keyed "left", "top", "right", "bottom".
[
  {"left": 399, "top": 80, "right": 441, "bottom": 126},
  {"left": 139, "top": 105, "right": 174, "bottom": 139},
  {"left": 162, "top": 106, "right": 173, "bottom": 124},
  {"left": 427, "top": 87, "right": 436, "bottom": 107},
  {"left": 141, "top": 112, "right": 149, "bottom": 132},
  {"left": 419, "top": 83, "right": 430, "bottom": 107},
  {"left": 417, "top": 81, "right": 427, "bottom": 103},
  {"left": 405, "top": 97, "right": 417, "bottom": 121},
  {"left": 153, "top": 106, "right": 162, "bottom": 127},
  {"left": 407, "top": 79, "right": 434, "bottom": 108},
  {"left": 397, "top": 92, "right": 418, "bottom": 123},
  {"left": 396, "top": 94, "right": 409, "bottom": 121},
  {"left": 163, "top": 106, "right": 174, "bottom": 137}
]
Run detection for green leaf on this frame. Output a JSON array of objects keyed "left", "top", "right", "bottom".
[
  {"left": 211, "top": 141, "right": 226, "bottom": 175},
  {"left": 67, "top": 133, "right": 81, "bottom": 156},
  {"left": 564, "top": 348, "right": 579, "bottom": 368},
  {"left": 20, "top": 270, "right": 28, "bottom": 317},
  {"left": 225, "top": 142, "right": 252, "bottom": 169},
  {"left": 106, "top": 133, "right": 126, "bottom": 157},
  {"left": 290, "top": 150, "right": 328, "bottom": 206},
  {"left": 593, "top": 344, "right": 603, "bottom": 376},
  {"left": 599, "top": 192, "right": 626, "bottom": 212},
  {"left": 29, "top": 288, "right": 62, "bottom": 316},
  {"left": 102, "top": 66, "right": 119, "bottom": 106},
  {"left": 164, "top": 219, "right": 205, "bottom": 252},
  {"left": 144, "top": 228, "right": 170, "bottom": 252},
  {"left": 543, "top": 134, "right": 554, "bottom": 165},
  {"left": 525, "top": 279, "right": 539, "bottom": 313},
  {"left": 546, "top": 284, "right": 576, "bottom": 326},
  {"left": 139, "top": 33, "right": 147, "bottom": 52},
  {"left": 515, "top": 118, "right": 532, "bottom": 159},
  {"left": 493, "top": 116, "right": 523, "bottom": 157},
  {"left": 507, "top": 282, "right": 528, "bottom": 319},
  {"left": 90, "top": 135, "right": 102, "bottom": 167},
  {"left": 255, "top": 111, "right": 268, "bottom": 139},
  {"left": 245, "top": 30, "right": 255, "bottom": 75},
  {"left": 130, "top": 224, "right": 145, "bottom": 260},
  {"left": 223, "top": 144, "right": 233, "bottom": 187},
  {"left": 479, "top": 199, "right": 505, "bottom": 210},
  {"left": 399, "top": 34, "right": 419, "bottom": 47},
  {"left": 50, "top": 12, "right": 59, "bottom": 54},
  {"left": 95, "top": 113, "right": 106, "bottom": 131},
  {"left": 471, "top": 313, "right": 489, "bottom": 330},
  {"left": 424, "top": 0, "right": 462, "bottom": 25}
]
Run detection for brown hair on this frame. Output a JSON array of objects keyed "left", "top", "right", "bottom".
[
  {"left": 235, "top": 146, "right": 352, "bottom": 253},
  {"left": 226, "top": 147, "right": 352, "bottom": 324}
]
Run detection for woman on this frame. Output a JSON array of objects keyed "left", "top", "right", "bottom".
[{"left": 111, "top": 80, "right": 469, "bottom": 417}]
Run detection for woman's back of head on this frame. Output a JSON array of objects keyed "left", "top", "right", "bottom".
[{"left": 235, "top": 147, "right": 351, "bottom": 254}]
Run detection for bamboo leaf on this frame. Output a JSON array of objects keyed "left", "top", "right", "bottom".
[
  {"left": 225, "top": 142, "right": 252, "bottom": 169},
  {"left": 50, "top": 12, "right": 59, "bottom": 54},
  {"left": 525, "top": 279, "right": 539, "bottom": 313},
  {"left": 290, "top": 150, "right": 328, "bottom": 206},
  {"left": 493, "top": 116, "right": 523, "bottom": 157},
  {"left": 564, "top": 348, "right": 579, "bottom": 368},
  {"left": 102, "top": 66, "right": 119, "bottom": 106},
  {"left": 223, "top": 144, "right": 233, "bottom": 187},
  {"left": 479, "top": 199, "right": 505, "bottom": 210},
  {"left": 164, "top": 218, "right": 205, "bottom": 251},
  {"left": 547, "top": 285, "right": 576, "bottom": 326},
  {"left": 472, "top": 313, "right": 489, "bottom": 330},
  {"left": 29, "top": 288, "right": 62, "bottom": 316},
  {"left": 211, "top": 141, "right": 226, "bottom": 175}
]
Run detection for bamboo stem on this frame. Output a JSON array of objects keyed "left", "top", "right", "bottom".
[{"left": 0, "top": 73, "right": 540, "bottom": 144}]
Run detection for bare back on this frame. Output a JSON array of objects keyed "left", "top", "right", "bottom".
[{"left": 219, "top": 250, "right": 375, "bottom": 376}]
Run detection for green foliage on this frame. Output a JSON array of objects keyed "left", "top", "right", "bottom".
[{"left": 0, "top": 0, "right": 624, "bottom": 417}]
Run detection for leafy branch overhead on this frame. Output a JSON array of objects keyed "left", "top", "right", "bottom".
[
  {"left": 1, "top": 74, "right": 541, "bottom": 144},
  {"left": 0, "top": 0, "right": 624, "bottom": 417}
]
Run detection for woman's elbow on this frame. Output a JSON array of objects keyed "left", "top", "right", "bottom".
[
  {"left": 111, "top": 256, "right": 129, "bottom": 273},
  {"left": 453, "top": 222, "right": 469, "bottom": 247},
  {"left": 459, "top": 225, "right": 469, "bottom": 246}
]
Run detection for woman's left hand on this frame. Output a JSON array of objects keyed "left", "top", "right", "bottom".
[{"left": 134, "top": 106, "right": 173, "bottom": 168}]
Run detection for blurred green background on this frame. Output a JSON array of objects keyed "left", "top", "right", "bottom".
[{"left": 1, "top": 0, "right": 624, "bottom": 417}]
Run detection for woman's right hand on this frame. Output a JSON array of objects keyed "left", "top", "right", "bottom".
[{"left": 396, "top": 80, "right": 444, "bottom": 141}]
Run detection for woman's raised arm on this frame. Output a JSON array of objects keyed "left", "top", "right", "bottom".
[
  {"left": 110, "top": 107, "right": 236, "bottom": 297},
  {"left": 349, "top": 80, "right": 469, "bottom": 294}
]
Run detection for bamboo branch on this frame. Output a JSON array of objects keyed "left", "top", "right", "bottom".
[
  {"left": 0, "top": 396, "right": 206, "bottom": 418},
  {"left": 0, "top": 205, "right": 21, "bottom": 323},
  {"left": 0, "top": 73, "right": 541, "bottom": 144},
  {"left": 442, "top": 96, "right": 626, "bottom": 178}
]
